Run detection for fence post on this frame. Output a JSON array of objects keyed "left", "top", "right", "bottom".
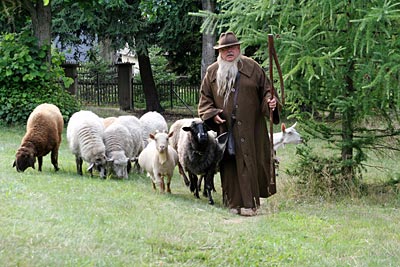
[
  {"left": 117, "top": 63, "right": 133, "bottom": 110},
  {"left": 61, "top": 62, "right": 79, "bottom": 95}
]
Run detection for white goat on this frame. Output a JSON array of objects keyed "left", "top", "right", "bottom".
[
  {"left": 273, "top": 122, "right": 303, "bottom": 151},
  {"left": 138, "top": 131, "right": 178, "bottom": 193}
]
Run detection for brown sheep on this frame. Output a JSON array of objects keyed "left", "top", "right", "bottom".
[{"left": 13, "top": 103, "right": 64, "bottom": 172}]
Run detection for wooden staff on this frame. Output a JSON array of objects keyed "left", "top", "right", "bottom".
[
  {"left": 268, "top": 34, "right": 276, "bottom": 185},
  {"left": 268, "top": 34, "right": 285, "bottom": 186}
]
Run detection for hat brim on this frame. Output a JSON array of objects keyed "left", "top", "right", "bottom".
[{"left": 213, "top": 41, "right": 242, "bottom": 50}]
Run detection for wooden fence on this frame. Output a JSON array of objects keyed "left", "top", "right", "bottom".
[{"left": 74, "top": 65, "right": 199, "bottom": 113}]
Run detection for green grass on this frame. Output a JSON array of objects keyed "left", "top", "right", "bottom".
[{"left": 1, "top": 122, "right": 400, "bottom": 267}]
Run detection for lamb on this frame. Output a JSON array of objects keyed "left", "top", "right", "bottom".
[
  {"left": 13, "top": 103, "right": 63, "bottom": 172},
  {"left": 67, "top": 110, "right": 107, "bottom": 178},
  {"left": 176, "top": 120, "right": 228, "bottom": 205},
  {"left": 139, "top": 111, "right": 168, "bottom": 147},
  {"left": 138, "top": 131, "right": 178, "bottom": 193},
  {"left": 273, "top": 122, "right": 303, "bottom": 151},
  {"left": 103, "top": 122, "right": 134, "bottom": 179}
]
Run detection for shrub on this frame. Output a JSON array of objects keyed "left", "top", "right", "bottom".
[
  {"left": 0, "top": 31, "right": 80, "bottom": 125},
  {"left": 286, "top": 145, "right": 363, "bottom": 198}
]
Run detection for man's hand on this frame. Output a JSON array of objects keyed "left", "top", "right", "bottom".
[{"left": 213, "top": 109, "right": 226, "bottom": 124}]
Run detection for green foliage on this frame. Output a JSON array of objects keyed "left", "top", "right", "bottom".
[
  {"left": 134, "top": 45, "right": 177, "bottom": 84},
  {"left": 198, "top": 0, "right": 400, "bottom": 190},
  {"left": 287, "top": 145, "right": 363, "bottom": 198},
  {"left": 0, "top": 31, "right": 80, "bottom": 125}
]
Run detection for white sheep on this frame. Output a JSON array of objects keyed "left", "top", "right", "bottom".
[
  {"left": 138, "top": 131, "right": 178, "bottom": 193},
  {"left": 139, "top": 111, "right": 168, "bottom": 147},
  {"left": 67, "top": 110, "right": 107, "bottom": 178},
  {"left": 103, "top": 122, "right": 135, "bottom": 179},
  {"left": 114, "top": 115, "right": 144, "bottom": 172}
]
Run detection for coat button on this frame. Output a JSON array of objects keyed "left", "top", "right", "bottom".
[
  {"left": 240, "top": 138, "right": 245, "bottom": 142},
  {"left": 237, "top": 121, "right": 242, "bottom": 126}
]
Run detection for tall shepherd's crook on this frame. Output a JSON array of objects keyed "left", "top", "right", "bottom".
[{"left": 268, "top": 34, "right": 284, "bottom": 189}]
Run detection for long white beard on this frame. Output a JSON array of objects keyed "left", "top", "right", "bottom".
[{"left": 216, "top": 54, "right": 241, "bottom": 107}]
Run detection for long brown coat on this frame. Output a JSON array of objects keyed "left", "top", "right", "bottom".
[{"left": 198, "top": 55, "right": 281, "bottom": 209}]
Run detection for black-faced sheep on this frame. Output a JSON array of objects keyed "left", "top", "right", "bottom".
[
  {"left": 139, "top": 111, "right": 168, "bottom": 147},
  {"left": 13, "top": 103, "right": 64, "bottom": 172},
  {"left": 168, "top": 118, "right": 202, "bottom": 186},
  {"left": 176, "top": 120, "right": 228, "bottom": 205},
  {"left": 138, "top": 131, "right": 178, "bottom": 193},
  {"left": 67, "top": 110, "right": 107, "bottom": 178}
]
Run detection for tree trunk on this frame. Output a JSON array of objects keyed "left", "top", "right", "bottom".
[
  {"left": 24, "top": 0, "right": 52, "bottom": 63},
  {"left": 341, "top": 61, "right": 355, "bottom": 180},
  {"left": 201, "top": 0, "right": 216, "bottom": 80},
  {"left": 138, "top": 52, "right": 164, "bottom": 112},
  {"left": 99, "top": 37, "right": 114, "bottom": 64}
]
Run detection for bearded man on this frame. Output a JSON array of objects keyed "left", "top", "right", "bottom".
[{"left": 198, "top": 31, "right": 281, "bottom": 216}]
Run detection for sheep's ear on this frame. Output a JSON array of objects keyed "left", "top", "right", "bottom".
[
  {"left": 168, "top": 131, "right": 174, "bottom": 138},
  {"left": 12, "top": 160, "right": 16, "bottom": 168},
  {"left": 291, "top": 122, "right": 297, "bottom": 128},
  {"left": 182, "top": 126, "right": 191, "bottom": 132},
  {"left": 149, "top": 133, "right": 155, "bottom": 140},
  {"left": 107, "top": 157, "right": 114, "bottom": 163},
  {"left": 281, "top": 123, "right": 286, "bottom": 132}
]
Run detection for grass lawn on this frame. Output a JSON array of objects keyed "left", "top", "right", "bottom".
[{"left": 1, "top": 116, "right": 399, "bottom": 266}]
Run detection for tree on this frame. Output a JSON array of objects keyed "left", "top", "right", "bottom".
[
  {"left": 198, "top": 0, "right": 400, "bottom": 188},
  {"left": 200, "top": 0, "right": 217, "bottom": 80},
  {"left": 1, "top": 0, "right": 52, "bottom": 62}
]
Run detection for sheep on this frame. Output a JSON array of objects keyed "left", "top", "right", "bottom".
[
  {"left": 177, "top": 120, "right": 228, "bottom": 205},
  {"left": 102, "top": 116, "right": 117, "bottom": 129},
  {"left": 67, "top": 110, "right": 107, "bottom": 178},
  {"left": 13, "top": 103, "right": 63, "bottom": 172},
  {"left": 114, "top": 115, "right": 144, "bottom": 173},
  {"left": 168, "top": 118, "right": 203, "bottom": 186},
  {"left": 139, "top": 111, "right": 168, "bottom": 147},
  {"left": 103, "top": 122, "right": 134, "bottom": 179},
  {"left": 138, "top": 131, "right": 178, "bottom": 193},
  {"left": 273, "top": 122, "right": 303, "bottom": 151}
]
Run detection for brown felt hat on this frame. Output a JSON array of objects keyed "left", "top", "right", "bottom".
[{"left": 213, "top": 31, "right": 242, "bottom": 50}]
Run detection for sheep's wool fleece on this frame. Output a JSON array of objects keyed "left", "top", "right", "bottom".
[{"left": 198, "top": 55, "right": 281, "bottom": 209}]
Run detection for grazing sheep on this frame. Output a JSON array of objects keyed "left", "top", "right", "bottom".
[
  {"left": 13, "top": 103, "right": 63, "bottom": 172},
  {"left": 139, "top": 111, "right": 168, "bottom": 147},
  {"left": 177, "top": 120, "right": 228, "bottom": 205},
  {"left": 138, "top": 131, "right": 178, "bottom": 193},
  {"left": 273, "top": 122, "right": 303, "bottom": 151},
  {"left": 67, "top": 110, "right": 107, "bottom": 178},
  {"left": 102, "top": 116, "right": 117, "bottom": 129},
  {"left": 114, "top": 115, "right": 144, "bottom": 173},
  {"left": 103, "top": 123, "right": 134, "bottom": 179},
  {"left": 168, "top": 118, "right": 202, "bottom": 186}
]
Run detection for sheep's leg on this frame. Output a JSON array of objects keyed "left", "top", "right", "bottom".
[
  {"left": 155, "top": 173, "right": 165, "bottom": 193},
  {"left": 76, "top": 156, "right": 83, "bottom": 175},
  {"left": 199, "top": 176, "right": 208, "bottom": 197},
  {"left": 38, "top": 156, "right": 43, "bottom": 172},
  {"left": 127, "top": 161, "right": 131, "bottom": 174},
  {"left": 178, "top": 162, "right": 190, "bottom": 186},
  {"left": 188, "top": 172, "right": 199, "bottom": 198},
  {"left": 166, "top": 175, "right": 172, "bottom": 194},
  {"left": 204, "top": 172, "right": 214, "bottom": 205},
  {"left": 51, "top": 147, "right": 60, "bottom": 171}
]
